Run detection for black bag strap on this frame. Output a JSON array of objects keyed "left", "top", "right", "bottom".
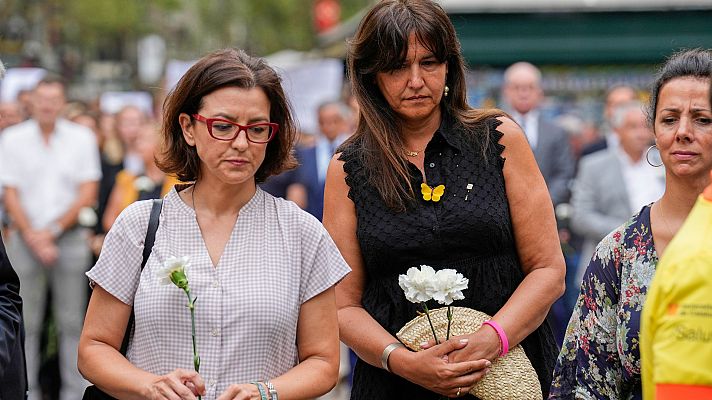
[{"left": 119, "top": 198, "right": 162, "bottom": 355}]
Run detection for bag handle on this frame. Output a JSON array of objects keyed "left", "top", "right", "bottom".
[{"left": 119, "top": 198, "right": 163, "bottom": 355}]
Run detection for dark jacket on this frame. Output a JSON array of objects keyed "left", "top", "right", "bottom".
[
  {"left": 294, "top": 145, "right": 325, "bottom": 221},
  {"left": 0, "top": 233, "right": 27, "bottom": 399}
]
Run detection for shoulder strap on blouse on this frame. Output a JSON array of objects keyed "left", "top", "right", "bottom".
[
  {"left": 141, "top": 199, "right": 163, "bottom": 269},
  {"left": 121, "top": 198, "right": 163, "bottom": 355}
]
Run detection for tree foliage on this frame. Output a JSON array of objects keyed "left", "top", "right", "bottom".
[{"left": 2, "top": 0, "right": 370, "bottom": 80}]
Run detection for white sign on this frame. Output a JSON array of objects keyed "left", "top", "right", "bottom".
[
  {"left": 99, "top": 91, "right": 154, "bottom": 116},
  {"left": 165, "top": 59, "right": 197, "bottom": 92},
  {"left": 277, "top": 58, "right": 344, "bottom": 135},
  {"left": 0, "top": 67, "right": 47, "bottom": 102}
]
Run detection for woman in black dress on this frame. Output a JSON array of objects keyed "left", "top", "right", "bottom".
[{"left": 322, "top": 1, "right": 565, "bottom": 399}]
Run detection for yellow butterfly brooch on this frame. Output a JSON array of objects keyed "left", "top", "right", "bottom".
[{"left": 421, "top": 183, "right": 445, "bottom": 202}]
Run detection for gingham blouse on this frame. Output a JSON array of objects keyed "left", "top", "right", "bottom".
[{"left": 87, "top": 186, "right": 350, "bottom": 399}]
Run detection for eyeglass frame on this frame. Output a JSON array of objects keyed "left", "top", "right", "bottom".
[{"left": 191, "top": 114, "right": 279, "bottom": 143}]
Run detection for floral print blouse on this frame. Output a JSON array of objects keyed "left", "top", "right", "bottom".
[{"left": 550, "top": 205, "right": 658, "bottom": 400}]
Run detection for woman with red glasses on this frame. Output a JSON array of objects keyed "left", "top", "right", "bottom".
[{"left": 78, "top": 48, "right": 350, "bottom": 400}]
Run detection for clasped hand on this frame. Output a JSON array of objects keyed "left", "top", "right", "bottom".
[
  {"left": 146, "top": 369, "right": 205, "bottom": 400},
  {"left": 22, "top": 229, "right": 58, "bottom": 266},
  {"left": 395, "top": 337, "right": 492, "bottom": 398},
  {"left": 146, "top": 369, "right": 262, "bottom": 400},
  {"left": 421, "top": 326, "right": 502, "bottom": 365}
]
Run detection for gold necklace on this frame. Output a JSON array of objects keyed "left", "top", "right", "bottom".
[{"left": 404, "top": 148, "right": 423, "bottom": 157}]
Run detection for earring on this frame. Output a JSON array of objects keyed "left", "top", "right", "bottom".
[
  {"left": 444, "top": 85, "right": 449, "bottom": 97},
  {"left": 645, "top": 145, "right": 663, "bottom": 167}
]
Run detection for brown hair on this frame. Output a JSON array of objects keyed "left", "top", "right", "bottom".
[
  {"left": 646, "top": 48, "right": 712, "bottom": 130},
  {"left": 36, "top": 74, "right": 67, "bottom": 95},
  {"left": 158, "top": 48, "right": 297, "bottom": 183},
  {"left": 346, "top": 0, "right": 503, "bottom": 211}
]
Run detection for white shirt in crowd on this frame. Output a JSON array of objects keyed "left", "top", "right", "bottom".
[
  {"left": 316, "top": 133, "right": 349, "bottom": 183},
  {"left": 615, "top": 146, "right": 665, "bottom": 212},
  {"left": 0, "top": 118, "right": 102, "bottom": 228},
  {"left": 513, "top": 110, "right": 539, "bottom": 149}
]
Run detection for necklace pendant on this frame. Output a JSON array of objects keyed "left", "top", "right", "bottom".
[{"left": 405, "top": 150, "right": 419, "bottom": 157}]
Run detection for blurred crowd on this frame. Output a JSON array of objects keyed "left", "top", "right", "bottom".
[{"left": 0, "top": 58, "right": 662, "bottom": 399}]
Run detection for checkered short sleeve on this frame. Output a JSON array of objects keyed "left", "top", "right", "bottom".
[{"left": 87, "top": 200, "right": 153, "bottom": 305}]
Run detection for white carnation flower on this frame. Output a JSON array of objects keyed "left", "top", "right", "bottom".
[
  {"left": 157, "top": 255, "right": 190, "bottom": 286},
  {"left": 398, "top": 265, "right": 437, "bottom": 303},
  {"left": 431, "top": 269, "right": 469, "bottom": 305}
]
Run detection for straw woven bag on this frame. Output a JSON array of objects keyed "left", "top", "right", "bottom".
[{"left": 396, "top": 307, "right": 542, "bottom": 400}]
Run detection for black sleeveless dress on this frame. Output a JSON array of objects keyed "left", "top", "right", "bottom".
[{"left": 340, "top": 116, "right": 558, "bottom": 399}]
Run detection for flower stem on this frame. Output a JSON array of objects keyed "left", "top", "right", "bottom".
[
  {"left": 185, "top": 288, "right": 201, "bottom": 400},
  {"left": 422, "top": 303, "right": 439, "bottom": 345},
  {"left": 446, "top": 306, "right": 452, "bottom": 340}
]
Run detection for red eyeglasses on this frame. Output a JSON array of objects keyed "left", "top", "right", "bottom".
[{"left": 192, "top": 114, "right": 279, "bottom": 143}]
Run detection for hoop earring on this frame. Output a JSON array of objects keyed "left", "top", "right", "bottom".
[
  {"left": 444, "top": 85, "right": 449, "bottom": 97},
  {"left": 645, "top": 145, "right": 663, "bottom": 167}
]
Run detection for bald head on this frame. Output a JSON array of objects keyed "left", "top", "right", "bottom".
[{"left": 503, "top": 62, "right": 543, "bottom": 115}]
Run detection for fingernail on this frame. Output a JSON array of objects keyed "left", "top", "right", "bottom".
[
  {"left": 459, "top": 338, "right": 469, "bottom": 344},
  {"left": 485, "top": 360, "right": 492, "bottom": 367},
  {"left": 485, "top": 368, "right": 491, "bottom": 374},
  {"left": 420, "top": 341, "right": 428, "bottom": 347}
]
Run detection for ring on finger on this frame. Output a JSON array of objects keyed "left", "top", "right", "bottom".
[{"left": 456, "top": 387, "right": 461, "bottom": 396}]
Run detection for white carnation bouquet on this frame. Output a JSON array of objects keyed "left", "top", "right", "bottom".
[{"left": 398, "top": 265, "right": 468, "bottom": 343}]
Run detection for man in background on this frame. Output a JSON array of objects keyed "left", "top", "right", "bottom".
[
  {"left": 570, "top": 101, "right": 663, "bottom": 284},
  {"left": 580, "top": 84, "right": 637, "bottom": 157},
  {"left": 289, "top": 100, "right": 352, "bottom": 220},
  {"left": 502, "top": 62, "right": 574, "bottom": 206},
  {"left": 0, "top": 75, "right": 101, "bottom": 400}
]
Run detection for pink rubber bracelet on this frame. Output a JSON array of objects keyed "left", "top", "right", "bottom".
[{"left": 482, "top": 320, "right": 509, "bottom": 357}]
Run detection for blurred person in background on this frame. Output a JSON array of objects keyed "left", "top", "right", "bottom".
[
  {"left": 556, "top": 113, "right": 599, "bottom": 162},
  {"left": 324, "top": 1, "right": 564, "bottom": 398},
  {"left": 547, "top": 112, "right": 599, "bottom": 343},
  {"left": 114, "top": 105, "right": 150, "bottom": 175},
  {"left": 0, "top": 75, "right": 101, "bottom": 400},
  {"left": 580, "top": 84, "right": 637, "bottom": 158},
  {"left": 289, "top": 100, "right": 353, "bottom": 219},
  {"left": 341, "top": 81, "right": 360, "bottom": 134},
  {"left": 570, "top": 101, "right": 664, "bottom": 289},
  {"left": 95, "top": 111, "right": 123, "bottom": 229},
  {"left": 92, "top": 106, "right": 149, "bottom": 255},
  {"left": 502, "top": 61, "right": 575, "bottom": 206},
  {"left": 16, "top": 89, "right": 33, "bottom": 121},
  {"left": 0, "top": 57, "right": 28, "bottom": 400},
  {"left": 551, "top": 48, "right": 712, "bottom": 400},
  {"left": 0, "top": 100, "right": 25, "bottom": 228},
  {"left": 71, "top": 110, "right": 101, "bottom": 137},
  {"left": 101, "top": 122, "right": 178, "bottom": 231},
  {"left": 0, "top": 101, "right": 25, "bottom": 133}
]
